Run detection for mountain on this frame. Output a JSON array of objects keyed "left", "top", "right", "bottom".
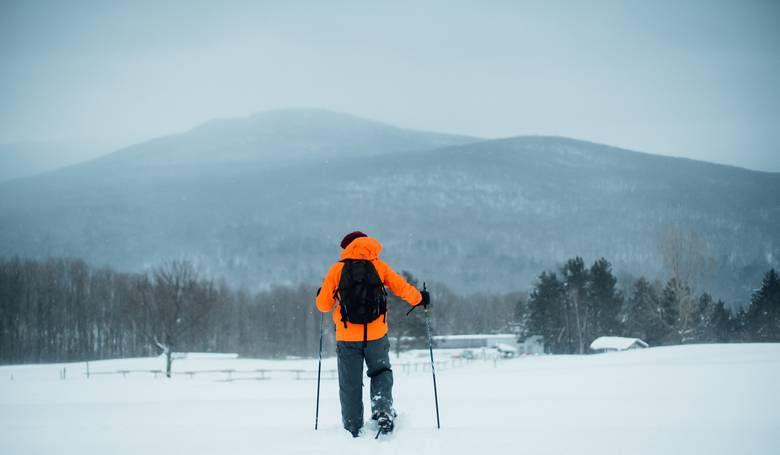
[
  {"left": 0, "top": 110, "right": 777, "bottom": 304},
  {"left": 87, "top": 108, "right": 479, "bottom": 171}
]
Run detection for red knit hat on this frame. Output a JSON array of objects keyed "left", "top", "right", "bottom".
[{"left": 340, "top": 231, "right": 367, "bottom": 249}]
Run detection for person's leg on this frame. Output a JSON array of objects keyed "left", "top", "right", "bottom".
[
  {"left": 365, "top": 335, "right": 394, "bottom": 417},
  {"left": 337, "top": 340, "right": 365, "bottom": 435}
]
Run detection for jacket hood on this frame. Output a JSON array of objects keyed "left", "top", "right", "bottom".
[{"left": 340, "top": 236, "right": 382, "bottom": 260}]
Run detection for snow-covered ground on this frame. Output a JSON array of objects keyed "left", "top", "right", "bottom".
[{"left": 1, "top": 344, "right": 778, "bottom": 454}]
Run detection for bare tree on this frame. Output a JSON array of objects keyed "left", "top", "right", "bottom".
[
  {"left": 657, "top": 225, "right": 716, "bottom": 342},
  {"left": 658, "top": 225, "right": 717, "bottom": 292},
  {"left": 562, "top": 257, "right": 589, "bottom": 354},
  {"left": 143, "top": 260, "right": 216, "bottom": 377}
]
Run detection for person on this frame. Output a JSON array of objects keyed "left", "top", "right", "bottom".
[{"left": 316, "top": 231, "right": 429, "bottom": 437}]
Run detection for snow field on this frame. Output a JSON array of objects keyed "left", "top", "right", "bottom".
[{"left": 1, "top": 344, "right": 778, "bottom": 455}]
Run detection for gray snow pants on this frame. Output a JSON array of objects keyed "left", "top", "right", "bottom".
[{"left": 336, "top": 335, "right": 394, "bottom": 432}]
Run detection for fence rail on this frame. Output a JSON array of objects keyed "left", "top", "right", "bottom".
[
  {"left": 81, "top": 357, "right": 481, "bottom": 381},
  {"left": 7, "top": 353, "right": 497, "bottom": 381}
]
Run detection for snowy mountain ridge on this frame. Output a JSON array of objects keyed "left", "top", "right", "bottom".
[
  {"left": 86, "top": 108, "right": 480, "bottom": 169},
  {"left": 0, "top": 110, "right": 777, "bottom": 303}
]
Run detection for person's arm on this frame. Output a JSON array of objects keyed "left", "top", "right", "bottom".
[
  {"left": 315, "top": 263, "right": 341, "bottom": 312},
  {"left": 375, "top": 259, "right": 422, "bottom": 306}
]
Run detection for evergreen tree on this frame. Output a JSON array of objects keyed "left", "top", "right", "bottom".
[
  {"left": 658, "top": 278, "right": 690, "bottom": 344},
  {"left": 745, "top": 269, "right": 780, "bottom": 341},
  {"left": 704, "top": 299, "right": 733, "bottom": 343},
  {"left": 525, "top": 271, "right": 567, "bottom": 354},
  {"left": 732, "top": 307, "right": 750, "bottom": 342},
  {"left": 587, "top": 258, "right": 623, "bottom": 338},
  {"left": 623, "top": 277, "right": 668, "bottom": 345},
  {"left": 689, "top": 292, "right": 715, "bottom": 343}
]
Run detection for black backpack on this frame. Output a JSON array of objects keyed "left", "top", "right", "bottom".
[{"left": 335, "top": 259, "right": 387, "bottom": 342}]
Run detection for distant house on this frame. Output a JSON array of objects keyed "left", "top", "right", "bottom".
[
  {"left": 589, "top": 336, "right": 648, "bottom": 353},
  {"left": 429, "top": 334, "right": 544, "bottom": 356},
  {"left": 433, "top": 334, "right": 520, "bottom": 350}
]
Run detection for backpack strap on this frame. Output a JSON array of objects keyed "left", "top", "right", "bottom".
[
  {"left": 336, "top": 259, "right": 352, "bottom": 330},
  {"left": 332, "top": 286, "right": 347, "bottom": 328}
]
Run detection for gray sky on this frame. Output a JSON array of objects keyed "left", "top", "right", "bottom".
[{"left": 1, "top": 0, "right": 779, "bottom": 171}]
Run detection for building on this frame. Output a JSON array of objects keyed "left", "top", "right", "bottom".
[
  {"left": 429, "top": 334, "right": 545, "bottom": 355},
  {"left": 589, "top": 336, "right": 648, "bottom": 353},
  {"left": 433, "top": 334, "right": 520, "bottom": 351}
]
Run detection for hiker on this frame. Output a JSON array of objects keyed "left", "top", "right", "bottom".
[{"left": 316, "top": 231, "right": 429, "bottom": 437}]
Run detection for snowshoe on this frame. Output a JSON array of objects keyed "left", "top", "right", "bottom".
[{"left": 373, "top": 411, "right": 395, "bottom": 438}]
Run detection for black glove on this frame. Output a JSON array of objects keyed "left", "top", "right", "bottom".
[{"left": 419, "top": 290, "right": 430, "bottom": 308}]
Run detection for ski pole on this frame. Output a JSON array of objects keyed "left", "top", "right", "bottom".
[
  {"left": 422, "top": 283, "right": 441, "bottom": 429},
  {"left": 315, "top": 311, "right": 324, "bottom": 430}
]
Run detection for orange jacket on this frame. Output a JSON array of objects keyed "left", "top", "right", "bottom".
[{"left": 316, "top": 237, "right": 422, "bottom": 342}]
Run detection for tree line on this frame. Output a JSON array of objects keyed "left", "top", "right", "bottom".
[
  {"left": 2, "top": 254, "right": 776, "bottom": 366},
  {"left": 0, "top": 257, "right": 518, "bottom": 367},
  {"left": 520, "top": 256, "right": 780, "bottom": 354},
  {"left": 0, "top": 257, "right": 321, "bottom": 369}
]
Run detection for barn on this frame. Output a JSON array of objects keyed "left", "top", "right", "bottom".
[{"left": 589, "top": 336, "right": 649, "bottom": 353}]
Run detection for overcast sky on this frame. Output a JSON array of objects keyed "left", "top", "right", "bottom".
[{"left": 1, "top": 0, "right": 778, "bottom": 171}]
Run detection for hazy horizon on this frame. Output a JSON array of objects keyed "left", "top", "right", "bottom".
[{"left": 1, "top": 0, "right": 778, "bottom": 172}]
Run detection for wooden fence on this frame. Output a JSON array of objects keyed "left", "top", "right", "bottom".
[
  {"left": 81, "top": 356, "right": 481, "bottom": 381},
  {"left": 6, "top": 354, "right": 494, "bottom": 381}
]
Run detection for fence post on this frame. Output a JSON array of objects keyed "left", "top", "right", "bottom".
[{"left": 86, "top": 361, "right": 90, "bottom": 379}]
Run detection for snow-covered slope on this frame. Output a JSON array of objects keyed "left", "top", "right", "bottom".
[{"left": 1, "top": 344, "right": 777, "bottom": 454}]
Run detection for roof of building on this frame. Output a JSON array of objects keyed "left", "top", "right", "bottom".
[
  {"left": 433, "top": 334, "right": 516, "bottom": 341},
  {"left": 589, "top": 336, "right": 649, "bottom": 351}
]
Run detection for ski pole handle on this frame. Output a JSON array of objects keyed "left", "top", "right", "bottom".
[{"left": 406, "top": 281, "right": 429, "bottom": 316}]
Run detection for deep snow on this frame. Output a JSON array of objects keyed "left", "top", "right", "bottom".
[{"left": 1, "top": 344, "right": 778, "bottom": 454}]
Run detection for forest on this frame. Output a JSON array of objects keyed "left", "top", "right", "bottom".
[{"left": 0, "top": 257, "right": 516, "bottom": 368}]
